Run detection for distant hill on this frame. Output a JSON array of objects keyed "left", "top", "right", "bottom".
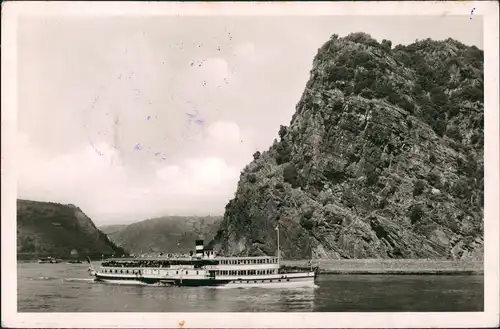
[
  {"left": 99, "top": 224, "right": 127, "bottom": 236},
  {"left": 17, "top": 199, "right": 127, "bottom": 260},
  {"left": 101, "top": 216, "right": 223, "bottom": 254}
]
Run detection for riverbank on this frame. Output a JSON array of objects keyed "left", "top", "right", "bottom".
[
  {"left": 17, "top": 258, "right": 484, "bottom": 275},
  {"left": 281, "top": 259, "right": 483, "bottom": 275}
]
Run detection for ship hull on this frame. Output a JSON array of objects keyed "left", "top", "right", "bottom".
[
  {"left": 224, "top": 274, "right": 315, "bottom": 288},
  {"left": 93, "top": 272, "right": 315, "bottom": 288},
  {"left": 94, "top": 275, "right": 229, "bottom": 287}
]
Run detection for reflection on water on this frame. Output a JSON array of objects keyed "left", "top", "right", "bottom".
[{"left": 17, "top": 262, "right": 483, "bottom": 312}]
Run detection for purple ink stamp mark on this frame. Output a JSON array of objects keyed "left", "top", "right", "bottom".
[
  {"left": 147, "top": 116, "right": 151, "bottom": 120},
  {"left": 134, "top": 143, "right": 143, "bottom": 151}
]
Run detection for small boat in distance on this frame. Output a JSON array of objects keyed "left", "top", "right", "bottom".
[
  {"left": 87, "top": 226, "right": 318, "bottom": 288},
  {"left": 67, "top": 259, "right": 83, "bottom": 264},
  {"left": 38, "top": 257, "right": 62, "bottom": 264}
]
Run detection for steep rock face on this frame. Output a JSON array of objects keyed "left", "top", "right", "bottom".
[
  {"left": 17, "top": 199, "right": 126, "bottom": 260},
  {"left": 211, "top": 33, "right": 484, "bottom": 260},
  {"left": 104, "top": 216, "right": 223, "bottom": 254}
]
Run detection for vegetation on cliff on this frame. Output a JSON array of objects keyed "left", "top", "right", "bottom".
[
  {"left": 17, "top": 199, "right": 126, "bottom": 260},
  {"left": 102, "top": 216, "right": 222, "bottom": 255},
  {"left": 211, "top": 33, "right": 484, "bottom": 260}
]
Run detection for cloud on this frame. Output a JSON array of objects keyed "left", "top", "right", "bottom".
[
  {"left": 233, "top": 42, "right": 257, "bottom": 62},
  {"left": 17, "top": 131, "right": 241, "bottom": 224},
  {"left": 156, "top": 157, "right": 239, "bottom": 195},
  {"left": 17, "top": 133, "right": 126, "bottom": 202},
  {"left": 178, "top": 57, "right": 233, "bottom": 94},
  {"left": 205, "top": 121, "right": 241, "bottom": 146},
  {"left": 199, "top": 57, "right": 230, "bottom": 83},
  {"left": 180, "top": 120, "right": 256, "bottom": 169}
]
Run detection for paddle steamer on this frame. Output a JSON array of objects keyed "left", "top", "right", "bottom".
[{"left": 88, "top": 227, "right": 318, "bottom": 287}]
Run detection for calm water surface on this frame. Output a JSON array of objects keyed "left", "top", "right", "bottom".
[{"left": 18, "top": 262, "right": 483, "bottom": 312}]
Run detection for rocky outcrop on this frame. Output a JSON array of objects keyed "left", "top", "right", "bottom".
[
  {"left": 103, "top": 216, "right": 222, "bottom": 255},
  {"left": 17, "top": 199, "right": 126, "bottom": 260},
  {"left": 210, "top": 33, "right": 484, "bottom": 260}
]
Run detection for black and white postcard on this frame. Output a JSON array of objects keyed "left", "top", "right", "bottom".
[{"left": 2, "top": 1, "right": 499, "bottom": 328}]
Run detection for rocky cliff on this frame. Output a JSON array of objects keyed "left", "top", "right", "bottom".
[
  {"left": 210, "top": 33, "right": 484, "bottom": 260},
  {"left": 102, "top": 216, "right": 222, "bottom": 255},
  {"left": 17, "top": 199, "right": 126, "bottom": 260}
]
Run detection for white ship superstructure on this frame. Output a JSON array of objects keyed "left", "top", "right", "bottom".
[{"left": 88, "top": 230, "right": 318, "bottom": 287}]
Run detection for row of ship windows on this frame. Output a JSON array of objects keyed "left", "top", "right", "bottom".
[
  {"left": 217, "top": 270, "right": 276, "bottom": 276},
  {"left": 231, "top": 279, "right": 290, "bottom": 283},
  {"left": 102, "top": 269, "right": 203, "bottom": 275},
  {"left": 102, "top": 269, "right": 141, "bottom": 274},
  {"left": 220, "top": 259, "right": 277, "bottom": 265},
  {"left": 101, "top": 269, "right": 276, "bottom": 276}
]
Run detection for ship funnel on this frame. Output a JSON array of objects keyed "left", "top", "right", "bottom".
[{"left": 195, "top": 240, "right": 204, "bottom": 258}]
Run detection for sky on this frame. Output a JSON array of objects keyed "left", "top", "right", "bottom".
[{"left": 16, "top": 15, "right": 483, "bottom": 225}]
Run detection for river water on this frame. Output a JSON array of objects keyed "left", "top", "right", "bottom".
[{"left": 17, "top": 262, "right": 483, "bottom": 312}]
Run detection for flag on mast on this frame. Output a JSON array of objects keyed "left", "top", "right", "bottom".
[{"left": 275, "top": 225, "right": 279, "bottom": 231}]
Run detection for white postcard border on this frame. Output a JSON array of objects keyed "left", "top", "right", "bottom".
[{"left": 2, "top": 1, "right": 498, "bottom": 328}]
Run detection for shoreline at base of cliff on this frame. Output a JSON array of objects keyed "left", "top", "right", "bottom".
[{"left": 282, "top": 259, "right": 484, "bottom": 275}]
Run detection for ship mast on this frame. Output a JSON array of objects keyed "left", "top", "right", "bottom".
[{"left": 275, "top": 224, "right": 280, "bottom": 265}]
